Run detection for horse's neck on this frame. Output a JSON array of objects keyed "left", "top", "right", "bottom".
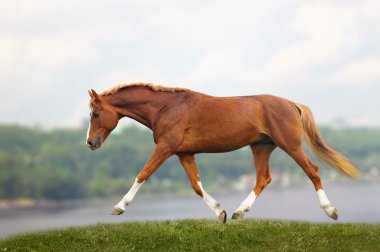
[{"left": 105, "top": 90, "right": 167, "bottom": 129}]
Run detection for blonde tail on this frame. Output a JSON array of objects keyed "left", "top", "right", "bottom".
[{"left": 295, "top": 103, "right": 360, "bottom": 178}]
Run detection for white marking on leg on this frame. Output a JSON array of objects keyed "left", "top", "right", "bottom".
[
  {"left": 114, "top": 178, "right": 144, "bottom": 211},
  {"left": 235, "top": 191, "right": 257, "bottom": 213},
  {"left": 317, "top": 189, "right": 335, "bottom": 217},
  {"left": 198, "top": 182, "right": 223, "bottom": 216}
]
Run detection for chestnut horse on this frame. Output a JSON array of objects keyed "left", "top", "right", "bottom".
[{"left": 86, "top": 83, "right": 359, "bottom": 223}]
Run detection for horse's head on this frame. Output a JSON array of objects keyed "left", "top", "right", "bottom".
[{"left": 86, "top": 89, "right": 119, "bottom": 150}]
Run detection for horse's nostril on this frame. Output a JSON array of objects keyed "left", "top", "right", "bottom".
[{"left": 87, "top": 140, "right": 93, "bottom": 146}]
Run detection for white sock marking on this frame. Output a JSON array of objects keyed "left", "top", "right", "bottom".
[
  {"left": 317, "top": 189, "right": 334, "bottom": 217},
  {"left": 198, "top": 182, "right": 223, "bottom": 216},
  {"left": 114, "top": 178, "right": 144, "bottom": 211},
  {"left": 235, "top": 191, "right": 257, "bottom": 213}
]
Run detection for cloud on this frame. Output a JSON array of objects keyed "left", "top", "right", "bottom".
[
  {"left": 184, "top": 50, "right": 248, "bottom": 82},
  {"left": 246, "top": 1, "right": 364, "bottom": 87},
  {"left": 166, "top": 0, "right": 380, "bottom": 92},
  {"left": 0, "top": 0, "right": 379, "bottom": 127},
  {"left": 96, "top": 64, "right": 180, "bottom": 90},
  {"left": 327, "top": 56, "right": 380, "bottom": 86},
  {"left": 0, "top": 32, "right": 97, "bottom": 89}
]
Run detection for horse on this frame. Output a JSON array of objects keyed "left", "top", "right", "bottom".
[{"left": 86, "top": 83, "right": 359, "bottom": 223}]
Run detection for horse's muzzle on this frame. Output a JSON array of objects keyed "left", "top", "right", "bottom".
[{"left": 86, "top": 136, "right": 102, "bottom": 150}]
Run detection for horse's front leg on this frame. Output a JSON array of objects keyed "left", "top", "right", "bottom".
[
  {"left": 178, "top": 154, "right": 227, "bottom": 223},
  {"left": 112, "top": 144, "right": 172, "bottom": 215}
]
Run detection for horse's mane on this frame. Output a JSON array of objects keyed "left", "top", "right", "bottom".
[{"left": 100, "top": 83, "right": 190, "bottom": 96}]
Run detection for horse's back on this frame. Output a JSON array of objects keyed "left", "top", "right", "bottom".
[
  {"left": 175, "top": 93, "right": 302, "bottom": 153},
  {"left": 175, "top": 93, "right": 282, "bottom": 152},
  {"left": 188, "top": 93, "right": 299, "bottom": 127}
]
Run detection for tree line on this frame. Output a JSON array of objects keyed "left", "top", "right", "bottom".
[{"left": 0, "top": 124, "right": 379, "bottom": 200}]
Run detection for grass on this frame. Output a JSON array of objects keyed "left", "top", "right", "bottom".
[{"left": 1, "top": 219, "right": 379, "bottom": 251}]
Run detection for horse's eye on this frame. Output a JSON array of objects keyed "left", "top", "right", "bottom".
[{"left": 91, "top": 112, "right": 99, "bottom": 117}]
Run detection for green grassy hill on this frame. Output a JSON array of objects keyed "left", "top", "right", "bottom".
[{"left": 1, "top": 219, "right": 379, "bottom": 251}]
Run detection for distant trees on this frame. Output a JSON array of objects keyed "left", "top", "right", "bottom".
[{"left": 0, "top": 124, "right": 379, "bottom": 200}]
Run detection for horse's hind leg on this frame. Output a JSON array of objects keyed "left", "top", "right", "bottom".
[
  {"left": 232, "top": 143, "right": 276, "bottom": 219},
  {"left": 285, "top": 147, "right": 338, "bottom": 220},
  {"left": 178, "top": 154, "right": 227, "bottom": 223}
]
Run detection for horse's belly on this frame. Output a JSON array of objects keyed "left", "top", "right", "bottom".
[{"left": 177, "top": 129, "right": 260, "bottom": 153}]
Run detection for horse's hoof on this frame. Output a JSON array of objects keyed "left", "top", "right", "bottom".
[
  {"left": 232, "top": 211, "right": 244, "bottom": 220},
  {"left": 111, "top": 207, "right": 124, "bottom": 215},
  {"left": 331, "top": 207, "right": 338, "bottom": 221},
  {"left": 219, "top": 210, "right": 227, "bottom": 224}
]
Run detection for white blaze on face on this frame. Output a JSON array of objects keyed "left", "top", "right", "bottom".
[
  {"left": 197, "top": 181, "right": 223, "bottom": 216},
  {"left": 86, "top": 119, "right": 91, "bottom": 144},
  {"left": 235, "top": 191, "right": 257, "bottom": 213},
  {"left": 86, "top": 108, "right": 95, "bottom": 144}
]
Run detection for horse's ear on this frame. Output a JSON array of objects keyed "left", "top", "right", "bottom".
[{"left": 90, "top": 89, "right": 101, "bottom": 103}]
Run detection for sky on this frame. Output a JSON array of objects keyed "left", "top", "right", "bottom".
[{"left": 0, "top": 0, "right": 379, "bottom": 128}]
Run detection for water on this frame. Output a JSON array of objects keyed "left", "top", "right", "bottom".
[{"left": 1, "top": 183, "right": 379, "bottom": 239}]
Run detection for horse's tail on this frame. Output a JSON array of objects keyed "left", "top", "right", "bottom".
[{"left": 295, "top": 103, "right": 360, "bottom": 178}]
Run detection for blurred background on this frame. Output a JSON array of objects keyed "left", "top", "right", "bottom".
[{"left": 0, "top": 0, "right": 379, "bottom": 238}]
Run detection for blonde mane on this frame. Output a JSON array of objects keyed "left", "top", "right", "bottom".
[{"left": 100, "top": 83, "right": 190, "bottom": 96}]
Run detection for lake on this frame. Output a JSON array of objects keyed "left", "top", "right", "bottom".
[{"left": 1, "top": 182, "right": 379, "bottom": 238}]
